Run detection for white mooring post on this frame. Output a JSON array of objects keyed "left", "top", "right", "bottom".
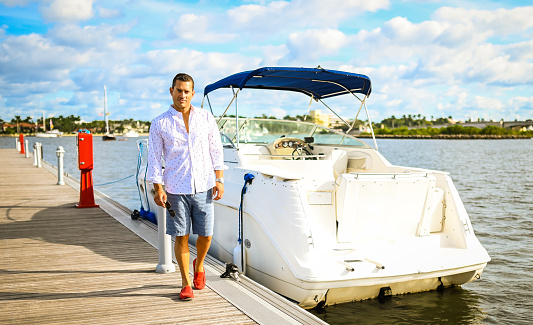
[
  {"left": 33, "top": 144, "right": 38, "bottom": 166},
  {"left": 155, "top": 204, "right": 176, "bottom": 274},
  {"left": 24, "top": 140, "right": 30, "bottom": 158},
  {"left": 35, "top": 142, "right": 42, "bottom": 168},
  {"left": 16, "top": 138, "right": 20, "bottom": 151},
  {"left": 56, "top": 146, "right": 65, "bottom": 185}
]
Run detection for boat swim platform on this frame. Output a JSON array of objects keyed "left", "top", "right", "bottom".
[{"left": 0, "top": 149, "right": 326, "bottom": 325}]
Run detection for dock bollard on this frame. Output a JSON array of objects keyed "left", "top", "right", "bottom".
[
  {"left": 33, "top": 144, "right": 38, "bottom": 166},
  {"left": 56, "top": 146, "right": 65, "bottom": 185},
  {"left": 24, "top": 140, "right": 30, "bottom": 158},
  {"left": 155, "top": 203, "right": 176, "bottom": 274},
  {"left": 35, "top": 142, "right": 42, "bottom": 168},
  {"left": 19, "top": 134, "right": 25, "bottom": 154}
]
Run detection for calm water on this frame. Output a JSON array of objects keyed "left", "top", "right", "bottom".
[{"left": 2, "top": 136, "right": 532, "bottom": 324}]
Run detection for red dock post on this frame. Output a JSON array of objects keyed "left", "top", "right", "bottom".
[
  {"left": 19, "top": 134, "right": 25, "bottom": 154},
  {"left": 76, "top": 130, "right": 99, "bottom": 208}
]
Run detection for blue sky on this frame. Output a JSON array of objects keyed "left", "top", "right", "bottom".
[{"left": 1, "top": 0, "right": 532, "bottom": 123}]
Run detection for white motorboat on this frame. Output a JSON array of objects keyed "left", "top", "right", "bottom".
[
  {"left": 122, "top": 129, "right": 140, "bottom": 138},
  {"left": 138, "top": 67, "right": 490, "bottom": 309},
  {"left": 35, "top": 130, "right": 63, "bottom": 138}
]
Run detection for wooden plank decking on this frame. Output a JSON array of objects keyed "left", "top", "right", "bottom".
[{"left": 0, "top": 149, "right": 256, "bottom": 324}]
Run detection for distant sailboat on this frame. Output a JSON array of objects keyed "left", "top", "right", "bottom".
[
  {"left": 36, "top": 111, "right": 63, "bottom": 137},
  {"left": 102, "top": 85, "right": 116, "bottom": 141}
]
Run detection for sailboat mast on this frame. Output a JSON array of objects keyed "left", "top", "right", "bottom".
[
  {"left": 43, "top": 111, "right": 46, "bottom": 132},
  {"left": 104, "top": 85, "right": 109, "bottom": 134}
]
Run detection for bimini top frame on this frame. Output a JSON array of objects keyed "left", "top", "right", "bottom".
[
  {"left": 202, "top": 66, "right": 378, "bottom": 149},
  {"left": 204, "top": 66, "right": 371, "bottom": 99}
]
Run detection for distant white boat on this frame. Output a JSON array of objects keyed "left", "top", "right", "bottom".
[
  {"left": 122, "top": 130, "right": 139, "bottom": 138},
  {"left": 36, "top": 111, "right": 63, "bottom": 137},
  {"left": 36, "top": 130, "right": 63, "bottom": 138}
]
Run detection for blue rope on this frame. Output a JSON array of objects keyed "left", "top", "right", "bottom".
[
  {"left": 143, "top": 153, "right": 151, "bottom": 212},
  {"left": 94, "top": 174, "right": 134, "bottom": 187},
  {"left": 135, "top": 142, "right": 144, "bottom": 209}
]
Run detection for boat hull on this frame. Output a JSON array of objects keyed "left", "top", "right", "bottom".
[
  {"left": 207, "top": 196, "right": 489, "bottom": 308},
  {"left": 35, "top": 133, "right": 58, "bottom": 138},
  {"left": 122, "top": 131, "right": 139, "bottom": 138}
]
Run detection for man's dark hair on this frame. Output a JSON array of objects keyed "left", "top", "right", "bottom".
[{"left": 172, "top": 73, "right": 195, "bottom": 90}]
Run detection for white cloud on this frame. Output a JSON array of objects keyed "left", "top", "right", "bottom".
[
  {"left": 171, "top": 14, "right": 236, "bottom": 43},
  {"left": 98, "top": 6, "right": 121, "bottom": 19},
  {"left": 287, "top": 29, "right": 347, "bottom": 61},
  {"left": 47, "top": 23, "right": 136, "bottom": 50},
  {"left": 0, "top": 33, "right": 87, "bottom": 83},
  {"left": 474, "top": 95, "right": 504, "bottom": 111},
  {"left": 433, "top": 6, "right": 533, "bottom": 38},
  {"left": 271, "top": 108, "right": 287, "bottom": 119},
  {"left": 40, "top": 0, "right": 94, "bottom": 23},
  {"left": 345, "top": 6, "right": 533, "bottom": 89},
  {"left": 227, "top": 0, "right": 389, "bottom": 32}
]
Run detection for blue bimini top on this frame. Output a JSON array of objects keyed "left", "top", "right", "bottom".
[{"left": 203, "top": 67, "right": 372, "bottom": 99}]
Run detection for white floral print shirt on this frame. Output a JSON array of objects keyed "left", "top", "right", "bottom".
[{"left": 147, "top": 105, "right": 226, "bottom": 194}]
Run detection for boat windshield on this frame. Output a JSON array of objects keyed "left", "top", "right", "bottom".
[{"left": 218, "top": 118, "right": 369, "bottom": 148}]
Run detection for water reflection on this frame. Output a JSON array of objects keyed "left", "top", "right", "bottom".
[{"left": 311, "top": 287, "right": 487, "bottom": 325}]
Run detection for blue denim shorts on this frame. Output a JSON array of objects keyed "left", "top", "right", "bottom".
[{"left": 165, "top": 189, "right": 214, "bottom": 237}]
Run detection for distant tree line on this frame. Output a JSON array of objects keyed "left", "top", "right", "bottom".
[
  {"left": 0, "top": 115, "right": 151, "bottom": 135},
  {"left": 368, "top": 125, "right": 532, "bottom": 137},
  {"left": 2, "top": 113, "right": 531, "bottom": 137},
  {"left": 379, "top": 114, "right": 452, "bottom": 128}
]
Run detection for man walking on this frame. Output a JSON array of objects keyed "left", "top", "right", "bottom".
[{"left": 147, "top": 73, "right": 225, "bottom": 301}]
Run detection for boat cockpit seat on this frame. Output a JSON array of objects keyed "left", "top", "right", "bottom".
[
  {"left": 331, "top": 150, "right": 348, "bottom": 180},
  {"left": 346, "top": 151, "right": 372, "bottom": 172}
]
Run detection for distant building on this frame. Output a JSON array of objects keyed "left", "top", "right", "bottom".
[
  {"left": 309, "top": 109, "right": 352, "bottom": 129},
  {"left": 1, "top": 122, "right": 36, "bottom": 133},
  {"left": 309, "top": 110, "right": 330, "bottom": 127}
]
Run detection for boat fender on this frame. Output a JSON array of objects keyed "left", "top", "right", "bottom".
[
  {"left": 139, "top": 207, "right": 157, "bottom": 224},
  {"left": 233, "top": 173, "right": 255, "bottom": 274}
]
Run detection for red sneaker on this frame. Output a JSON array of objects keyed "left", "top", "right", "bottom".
[
  {"left": 193, "top": 258, "right": 206, "bottom": 290},
  {"left": 180, "top": 286, "right": 194, "bottom": 301}
]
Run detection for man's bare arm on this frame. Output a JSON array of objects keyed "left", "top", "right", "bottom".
[
  {"left": 213, "top": 170, "right": 224, "bottom": 200},
  {"left": 153, "top": 183, "right": 167, "bottom": 207}
]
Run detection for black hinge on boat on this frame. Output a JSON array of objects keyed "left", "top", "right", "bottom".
[
  {"left": 220, "top": 263, "right": 240, "bottom": 281},
  {"left": 378, "top": 286, "right": 392, "bottom": 303}
]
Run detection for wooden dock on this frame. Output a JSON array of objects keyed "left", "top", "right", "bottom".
[{"left": 0, "top": 148, "right": 326, "bottom": 325}]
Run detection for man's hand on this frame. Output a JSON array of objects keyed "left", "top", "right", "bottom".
[
  {"left": 153, "top": 183, "right": 167, "bottom": 207},
  {"left": 213, "top": 182, "right": 224, "bottom": 200}
]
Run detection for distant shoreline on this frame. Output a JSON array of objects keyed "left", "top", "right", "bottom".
[
  {"left": 0, "top": 133, "right": 150, "bottom": 138},
  {"left": 3, "top": 133, "right": 530, "bottom": 140}
]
